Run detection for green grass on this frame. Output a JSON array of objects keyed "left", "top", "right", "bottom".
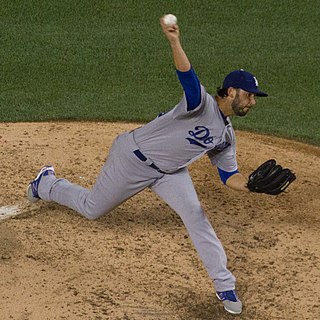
[{"left": 0, "top": 0, "right": 319, "bottom": 144}]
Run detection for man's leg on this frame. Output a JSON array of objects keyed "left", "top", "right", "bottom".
[
  {"left": 34, "top": 134, "right": 162, "bottom": 219},
  {"left": 151, "top": 168, "right": 236, "bottom": 292},
  {"left": 37, "top": 161, "right": 149, "bottom": 220}
]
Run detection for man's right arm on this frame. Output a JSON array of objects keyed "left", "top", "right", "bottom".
[
  {"left": 160, "top": 16, "right": 191, "bottom": 72},
  {"left": 160, "top": 17, "right": 201, "bottom": 110}
]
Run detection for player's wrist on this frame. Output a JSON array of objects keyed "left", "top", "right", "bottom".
[{"left": 169, "top": 37, "right": 181, "bottom": 47}]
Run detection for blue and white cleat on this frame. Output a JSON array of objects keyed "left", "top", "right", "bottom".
[
  {"left": 26, "top": 166, "right": 55, "bottom": 203},
  {"left": 216, "top": 289, "right": 242, "bottom": 314}
]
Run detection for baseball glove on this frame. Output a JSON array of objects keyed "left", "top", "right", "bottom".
[{"left": 247, "top": 159, "right": 296, "bottom": 195}]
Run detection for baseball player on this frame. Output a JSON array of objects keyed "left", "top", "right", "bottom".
[{"left": 27, "top": 17, "right": 269, "bottom": 315}]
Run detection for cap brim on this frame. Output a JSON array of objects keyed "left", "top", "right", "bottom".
[
  {"left": 256, "top": 91, "right": 268, "bottom": 97},
  {"left": 249, "top": 88, "right": 268, "bottom": 97}
]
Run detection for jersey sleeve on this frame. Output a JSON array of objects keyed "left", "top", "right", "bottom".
[
  {"left": 176, "top": 68, "right": 201, "bottom": 111},
  {"left": 208, "top": 141, "right": 238, "bottom": 173},
  {"left": 172, "top": 84, "right": 208, "bottom": 119},
  {"left": 217, "top": 167, "right": 239, "bottom": 184}
]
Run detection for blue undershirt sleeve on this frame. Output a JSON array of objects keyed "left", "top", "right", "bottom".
[
  {"left": 176, "top": 68, "right": 201, "bottom": 111},
  {"left": 218, "top": 167, "right": 239, "bottom": 185}
]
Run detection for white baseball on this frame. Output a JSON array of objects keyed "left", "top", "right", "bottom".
[{"left": 163, "top": 14, "right": 177, "bottom": 26}]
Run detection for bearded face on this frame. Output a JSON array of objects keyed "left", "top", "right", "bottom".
[{"left": 231, "top": 89, "right": 256, "bottom": 117}]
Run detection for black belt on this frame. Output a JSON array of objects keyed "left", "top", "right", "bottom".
[{"left": 133, "top": 150, "right": 166, "bottom": 174}]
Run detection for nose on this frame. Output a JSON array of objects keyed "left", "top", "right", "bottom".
[{"left": 250, "top": 96, "right": 256, "bottom": 106}]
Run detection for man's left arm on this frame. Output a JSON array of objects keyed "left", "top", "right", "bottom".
[
  {"left": 217, "top": 167, "right": 248, "bottom": 192},
  {"left": 225, "top": 172, "right": 249, "bottom": 192}
]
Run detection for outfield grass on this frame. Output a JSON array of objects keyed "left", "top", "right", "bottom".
[{"left": 1, "top": 1, "right": 319, "bottom": 144}]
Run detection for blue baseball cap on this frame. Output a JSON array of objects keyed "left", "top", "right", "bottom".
[{"left": 223, "top": 69, "right": 268, "bottom": 97}]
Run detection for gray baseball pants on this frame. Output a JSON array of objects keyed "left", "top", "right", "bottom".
[{"left": 38, "top": 131, "right": 236, "bottom": 292}]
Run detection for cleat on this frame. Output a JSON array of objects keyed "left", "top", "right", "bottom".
[
  {"left": 26, "top": 166, "right": 55, "bottom": 202},
  {"left": 216, "top": 290, "right": 242, "bottom": 314}
]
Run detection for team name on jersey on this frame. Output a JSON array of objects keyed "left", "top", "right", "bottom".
[
  {"left": 187, "top": 125, "right": 231, "bottom": 153},
  {"left": 186, "top": 126, "right": 214, "bottom": 148}
]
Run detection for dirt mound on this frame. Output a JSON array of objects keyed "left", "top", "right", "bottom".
[{"left": 0, "top": 122, "right": 319, "bottom": 319}]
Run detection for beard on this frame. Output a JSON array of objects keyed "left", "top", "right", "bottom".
[{"left": 231, "top": 92, "right": 249, "bottom": 117}]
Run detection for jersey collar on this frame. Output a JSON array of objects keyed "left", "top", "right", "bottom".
[{"left": 219, "top": 108, "right": 229, "bottom": 126}]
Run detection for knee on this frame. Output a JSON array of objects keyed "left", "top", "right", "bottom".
[
  {"left": 186, "top": 202, "right": 203, "bottom": 213},
  {"left": 84, "top": 213, "right": 101, "bottom": 221},
  {"left": 81, "top": 203, "right": 112, "bottom": 220},
  {"left": 179, "top": 202, "right": 206, "bottom": 225}
]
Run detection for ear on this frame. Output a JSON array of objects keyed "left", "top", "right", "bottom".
[{"left": 227, "top": 87, "right": 237, "bottom": 99}]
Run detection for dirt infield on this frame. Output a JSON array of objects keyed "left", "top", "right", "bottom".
[{"left": 0, "top": 122, "right": 319, "bottom": 320}]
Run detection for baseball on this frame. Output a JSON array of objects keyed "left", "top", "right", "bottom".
[{"left": 163, "top": 14, "right": 177, "bottom": 26}]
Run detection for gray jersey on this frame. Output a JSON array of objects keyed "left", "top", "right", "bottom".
[{"left": 133, "top": 85, "right": 238, "bottom": 173}]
